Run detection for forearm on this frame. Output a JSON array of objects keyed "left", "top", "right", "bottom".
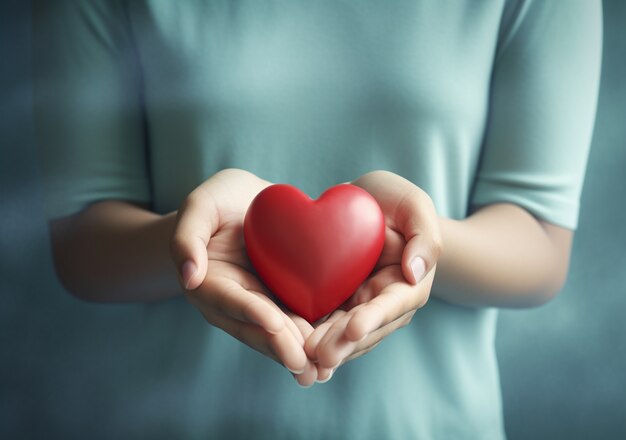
[
  {"left": 49, "top": 200, "right": 181, "bottom": 302},
  {"left": 433, "top": 203, "right": 573, "bottom": 308}
]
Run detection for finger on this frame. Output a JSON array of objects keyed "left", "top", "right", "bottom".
[
  {"left": 304, "top": 310, "right": 345, "bottom": 361},
  {"left": 395, "top": 188, "right": 442, "bottom": 285},
  {"left": 315, "top": 365, "right": 336, "bottom": 384},
  {"left": 279, "top": 312, "right": 319, "bottom": 378},
  {"left": 339, "top": 310, "right": 414, "bottom": 364},
  {"left": 286, "top": 312, "right": 315, "bottom": 346},
  {"left": 170, "top": 186, "right": 219, "bottom": 290},
  {"left": 350, "top": 311, "right": 413, "bottom": 357},
  {"left": 344, "top": 269, "right": 432, "bottom": 341},
  {"left": 207, "top": 311, "right": 308, "bottom": 374},
  {"left": 345, "top": 342, "right": 381, "bottom": 364},
  {"left": 373, "top": 228, "right": 406, "bottom": 271},
  {"left": 293, "top": 360, "right": 318, "bottom": 388},
  {"left": 314, "top": 311, "right": 360, "bottom": 369},
  {"left": 193, "top": 275, "right": 285, "bottom": 334},
  {"left": 267, "top": 325, "right": 310, "bottom": 374},
  {"left": 314, "top": 305, "right": 413, "bottom": 369},
  {"left": 309, "top": 316, "right": 344, "bottom": 383},
  {"left": 194, "top": 276, "right": 313, "bottom": 374},
  {"left": 205, "top": 312, "right": 280, "bottom": 363}
]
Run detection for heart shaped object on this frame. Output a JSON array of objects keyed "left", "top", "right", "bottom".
[{"left": 243, "top": 183, "right": 385, "bottom": 323}]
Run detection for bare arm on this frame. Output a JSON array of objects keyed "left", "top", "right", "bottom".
[
  {"left": 49, "top": 201, "right": 180, "bottom": 302},
  {"left": 435, "top": 203, "right": 573, "bottom": 308}
]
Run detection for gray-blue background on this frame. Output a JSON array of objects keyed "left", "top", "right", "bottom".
[{"left": 2, "top": 1, "right": 624, "bottom": 438}]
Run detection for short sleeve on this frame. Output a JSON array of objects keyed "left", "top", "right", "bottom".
[
  {"left": 471, "top": 0, "right": 602, "bottom": 229},
  {"left": 33, "top": 0, "right": 150, "bottom": 220}
]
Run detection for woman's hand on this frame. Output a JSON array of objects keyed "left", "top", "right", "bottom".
[
  {"left": 170, "top": 169, "right": 318, "bottom": 386},
  {"left": 305, "top": 171, "right": 442, "bottom": 379}
]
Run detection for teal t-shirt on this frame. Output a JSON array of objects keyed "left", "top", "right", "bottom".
[{"left": 34, "top": 1, "right": 601, "bottom": 439}]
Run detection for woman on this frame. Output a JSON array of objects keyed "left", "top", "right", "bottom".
[{"left": 34, "top": 1, "right": 601, "bottom": 438}]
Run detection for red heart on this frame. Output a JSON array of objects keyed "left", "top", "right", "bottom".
[{"left": 243, "top": 184, "right": 385, "bottom": 323}]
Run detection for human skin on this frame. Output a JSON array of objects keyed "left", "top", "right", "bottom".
[{"left": 48, "top": 169, "right": 572, "bottom": 386}]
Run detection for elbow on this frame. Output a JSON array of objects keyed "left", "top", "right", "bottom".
[
  {"left": 50, "top": 244, "right": 98, "bottom": 303},
  {"left": 48, "top": 217, "right": 100, "bottom": 303},
  {"left": 523, "top": 221, "right": 574, "bottom": 307},
  {"left": 522, "top": 282, "right": 565, "bottom": 308},
  {"left": 517, "top": 264, "right": 570, "bottom": 308}
]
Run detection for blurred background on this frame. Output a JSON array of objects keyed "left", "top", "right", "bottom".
[{"left": 1, "top": 1, "right": 624, "bottom": 438}]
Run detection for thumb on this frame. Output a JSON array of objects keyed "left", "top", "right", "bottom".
[
  {"left": 170, "top": 189, "right": 219, "bottom": 290},
  {"left": 397, "top": 189, "right": 443, "bottom": 285}
]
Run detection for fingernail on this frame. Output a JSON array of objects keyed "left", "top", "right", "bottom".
[
  {"left": 410, "top": 257, "right": 426, "bottom": 284},
  {"left": 316, "top": 368, "right": 335, "bottom": 384},
  {"left": 286, "top": 366, "right": 305, "bottom": 375},
  {"left": 182, "top": 260, "right": 197, "bottom": 289}
]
